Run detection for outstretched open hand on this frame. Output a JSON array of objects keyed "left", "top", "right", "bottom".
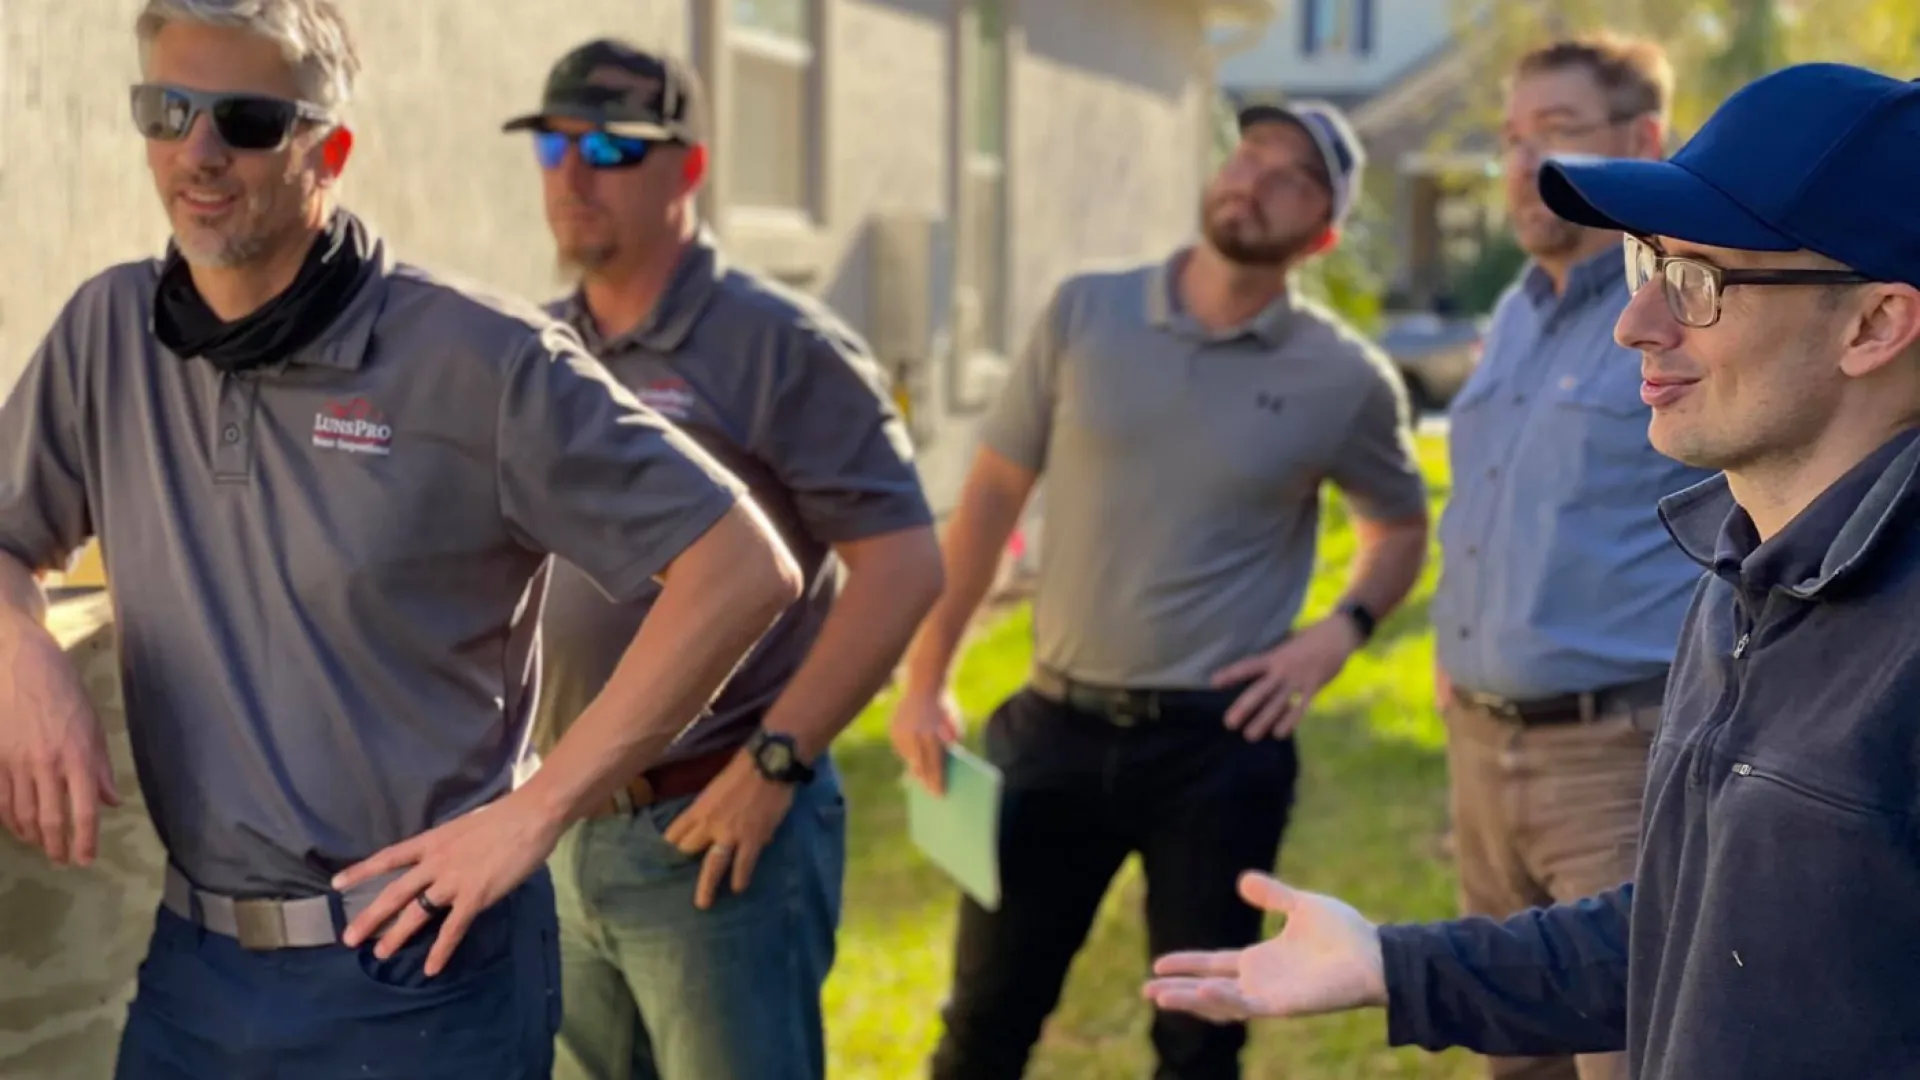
[{"left": 1143, "top": 872, "right": 1388, "bottom": 1024}]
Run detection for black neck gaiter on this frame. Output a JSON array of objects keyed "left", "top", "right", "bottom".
[{"left": 152, "top": 208, "right": 376, "bottom": 374}]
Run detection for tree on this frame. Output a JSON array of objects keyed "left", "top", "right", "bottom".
[{"left": 1446, "top": 0, "right": 1919, "bottom": 142}]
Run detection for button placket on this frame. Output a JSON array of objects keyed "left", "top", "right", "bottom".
[{"left": 213, "top": 374, "right": 256, "bottom": 483}]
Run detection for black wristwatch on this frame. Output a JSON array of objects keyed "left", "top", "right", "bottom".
[
  {"left": 747, "top": 728, "right": 816, "bottom": 785},
  {"left": 1337, "top": 600, "right": 1377, "bottom": 646}
]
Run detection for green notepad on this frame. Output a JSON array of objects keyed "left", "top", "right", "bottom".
[{"left": 904, "top": 744, "right": 1004, "bottom": 911}]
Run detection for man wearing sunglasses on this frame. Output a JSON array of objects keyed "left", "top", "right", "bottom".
[
  {"left": 0, "top": 3, "right": 805, "bottom": 1078},
  {"left": 1143, "top": 61, "right": 1920, "bottom": 1080},
  {"left": 500, "top": 39, "right": 942, "bottom": 1080},
  {"left": 1427, "top": 34, "right": 1713, "bottom": 1080}
]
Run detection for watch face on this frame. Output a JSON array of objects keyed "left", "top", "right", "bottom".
[{"left": 761, "top": 740, "right": 793, "bottom": 773}]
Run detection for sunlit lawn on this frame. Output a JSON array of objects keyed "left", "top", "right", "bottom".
[{"left": 823, "top": 434, "right": 1482, "bottom": 1079}]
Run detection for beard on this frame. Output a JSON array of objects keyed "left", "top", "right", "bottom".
[
  {"left": 1511, "top": 202, "right": 1585, "bottom": 259},
  {"left": 548, "top": 200, "right": 622, "bottom": 278},
  {"left": 1199, "top": 195, "right": 1323, "bottom": 268},
  {"left": 167, "top": 176, "right": 285, "bottom": 270},
  {"left": 555, "top": 240, "right": 618, "bottom": 279}
]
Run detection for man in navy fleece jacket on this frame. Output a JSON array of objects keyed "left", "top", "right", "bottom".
[{"left": 1142, "top": 61, "right": 1920, "bottom": 1080}]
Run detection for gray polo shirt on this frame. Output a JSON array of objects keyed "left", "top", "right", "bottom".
[
  {"left": 981, "top": 251, "right": 1428, "bottom": 689},
  {"left": 0, "top": 236, "right": 746, "bottom": 897},
  {"left": 529, "top": 229, "right": 932, "bottom": 766}
]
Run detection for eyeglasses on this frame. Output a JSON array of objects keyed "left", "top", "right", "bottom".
[
  {"left": 1624, "top": 234, "right": 1876, "bottom": 328},
  {"left": 130, "top": 83, "right": 331, "bottom": 152},
  {"left": 1500, "top": 113, "right": 1647, "bottom": 162},
  {"left": 533, "top": 129, "right": 656, "bottom": 171}
]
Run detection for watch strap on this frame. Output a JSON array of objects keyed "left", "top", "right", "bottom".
[
  {"left": 1338, "top": 599, "right": 1377, "bottom": 644},
  {"left": 749, "top": 728, "right": 815, "bottom": 784}
]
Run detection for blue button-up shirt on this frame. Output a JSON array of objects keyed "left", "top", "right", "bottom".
[{"left": 1430, "top": 243, "right": 1713, "bottom": 700}]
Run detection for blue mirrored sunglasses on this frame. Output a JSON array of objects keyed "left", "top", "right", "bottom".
[{"left": 533, "top": 129, "right": 654, "bottom": 170}]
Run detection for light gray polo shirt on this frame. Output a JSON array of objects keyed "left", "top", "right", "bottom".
[
  {"left": 529, "top": 229, "right": 932, "bottom": 766},
  {"left": 0, "top": 235, "right": 747, "bottom": 897},
  {"left": 981, "top": 250, "right": 1428, "bottom": 689}
]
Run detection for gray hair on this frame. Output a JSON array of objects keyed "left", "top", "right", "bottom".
[{"left": 135, "top": 0, "right": 360, "bottom": 113}]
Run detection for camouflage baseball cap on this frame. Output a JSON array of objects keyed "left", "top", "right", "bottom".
[{"left": 502, "top": 39, "right": 705, "bottom": 143}]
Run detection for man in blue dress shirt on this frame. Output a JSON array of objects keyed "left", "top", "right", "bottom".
[{"left": 1425, "top": 33, "right": 1712, "bottom": 1080}]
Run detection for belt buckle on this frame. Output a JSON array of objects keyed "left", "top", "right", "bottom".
[
  {"left": 231, "top": 898, "right": 289, "bottom": 951},
  {"left": 1109, "top": 691, "right": 1160, "bottom": 728},
  {"left": 1469, "top": 692, "right": 1523, "bottom": 722}
]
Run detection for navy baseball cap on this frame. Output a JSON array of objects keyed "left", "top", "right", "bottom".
[{"left": 1538, "top": 63, "right": 1920, "bottom": 290}]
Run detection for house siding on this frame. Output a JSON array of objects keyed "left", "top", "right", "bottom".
[{"left": 1217, "top": 0, "right": 1452, "bottom": 99}]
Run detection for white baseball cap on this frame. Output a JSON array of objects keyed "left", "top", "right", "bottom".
[{"left": 1236, "top": 99, "right": 1367, "bottom": 228}]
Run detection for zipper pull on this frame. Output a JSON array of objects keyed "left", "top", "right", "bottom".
[
  {"left": 1732, "top": 632, "right": 1750, "bottom": 659},
  {"left": 1732, "top": 763, "right": 1753, "bottom": 776}
]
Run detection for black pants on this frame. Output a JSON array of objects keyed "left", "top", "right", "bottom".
[{"left": 929, "top": 686, "right": 1300, "bottom": 1080}]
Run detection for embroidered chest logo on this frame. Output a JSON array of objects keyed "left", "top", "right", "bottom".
[
  {"left": 638, "top": 377, "right": 697, "bottom": 421},
  {"left": 312, "top": 397, "right": 393, "bottom": 456},
  {"left": 1255, "top": 391, "right": 1285, "bottom": 415}
]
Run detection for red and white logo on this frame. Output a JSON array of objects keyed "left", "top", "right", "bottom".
[
  {"left": 312, "top": 397, "right": 393, "bottom": 456},
  {"left": 637, "top": 377, "right": 696, "bottom": 420}
]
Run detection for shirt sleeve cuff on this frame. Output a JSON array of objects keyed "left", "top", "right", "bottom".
[
  {"left": 586, "top": 487, "right": 742, "bottom": 605},
  {"left": 976, "top": 419, "right": 1044, "bottom": 473},
  {"left": 1351, "top": 481, "right": 1432, "bottom": 525},
  {"left": 1379, "top": 923, "right": 1451, "bottom": 1051},
  {"left": 801, "top": 493, "right": 937, "bottom": 544}
]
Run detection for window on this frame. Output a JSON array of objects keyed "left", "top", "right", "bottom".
[
  {"left": 961, "top": 0, "right": 1009, "bottom": 355},
  {"left": 728, "top": 0, "right": 817, "bottom": 214},
  {"left": 1301, "top": 0, "right": 1373, "bottom": 57}
]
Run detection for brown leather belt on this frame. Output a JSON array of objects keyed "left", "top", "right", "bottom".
[
  {"left": 1452, "top": 672, "right": 1668, "bottom": 726},
  {"left": 586, "top": 743, "right": 740, "bottom": 819}
]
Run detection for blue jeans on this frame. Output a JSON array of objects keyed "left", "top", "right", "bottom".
[
  {"left": 550, "top": 755, "right": 846, "bottom": 1080},
  {"left": 113, "top": 869, "right": 562, "bottom": 1079}
]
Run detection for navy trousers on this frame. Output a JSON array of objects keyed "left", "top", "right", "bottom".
[{"left": 114, "top": 869, "right": 562, "bottom": 1079}]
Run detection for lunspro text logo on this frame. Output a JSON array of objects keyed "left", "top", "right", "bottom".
[
  {"left": 638, "top": 377, "right": 696, "bottom": 420},
  {"left": 312, "top": 397, "right": 394, "bottom": 456}
]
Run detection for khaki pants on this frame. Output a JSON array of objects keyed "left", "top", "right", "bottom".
[{"left": 1442, "top": 693, "right": 1656, "bottom": 1080}]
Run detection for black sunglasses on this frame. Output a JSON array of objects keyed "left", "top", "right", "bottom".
[
  {"left": 131, "top": 83, "right": 331, "bottom": 152},
  {"left": 1625, "top": 235, "right": 1877, "bottom": 328},
  {"left": 532, "top": 128, "right": 658, "bottom": 171}
]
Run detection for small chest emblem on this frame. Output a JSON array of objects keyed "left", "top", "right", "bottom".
[
  {"left": 638, "top": 377, "right": 697, "bottom": 421},
  {"left": 312, "top": 397, "right": 393, "bottom": 456},
  {"left": 1255, "top": 391, "right": 1285, "bottom": 415}
]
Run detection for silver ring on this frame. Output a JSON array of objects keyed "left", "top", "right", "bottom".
[{"left": 709, "top": 843, "right": 735, "bottom": 858}]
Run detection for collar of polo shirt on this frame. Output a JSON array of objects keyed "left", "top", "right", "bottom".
[
  {"left": 565, "top": 226, "right": 727, "bottom": 355},
  {"left": 1144, "top": 248, "right": 1300, "bottom": 346}
]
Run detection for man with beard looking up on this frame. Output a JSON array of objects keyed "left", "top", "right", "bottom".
[
  {"left": 890, "top": 99, "right": 1431, "bottom": 1080},
  {"left": 1426, "top": 35, "right": 1713, "bottom": 1080}
]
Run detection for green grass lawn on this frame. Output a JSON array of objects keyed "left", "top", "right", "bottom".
[{"left": 823, "top": 434, "right": 1484, "bottom": 1079}]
